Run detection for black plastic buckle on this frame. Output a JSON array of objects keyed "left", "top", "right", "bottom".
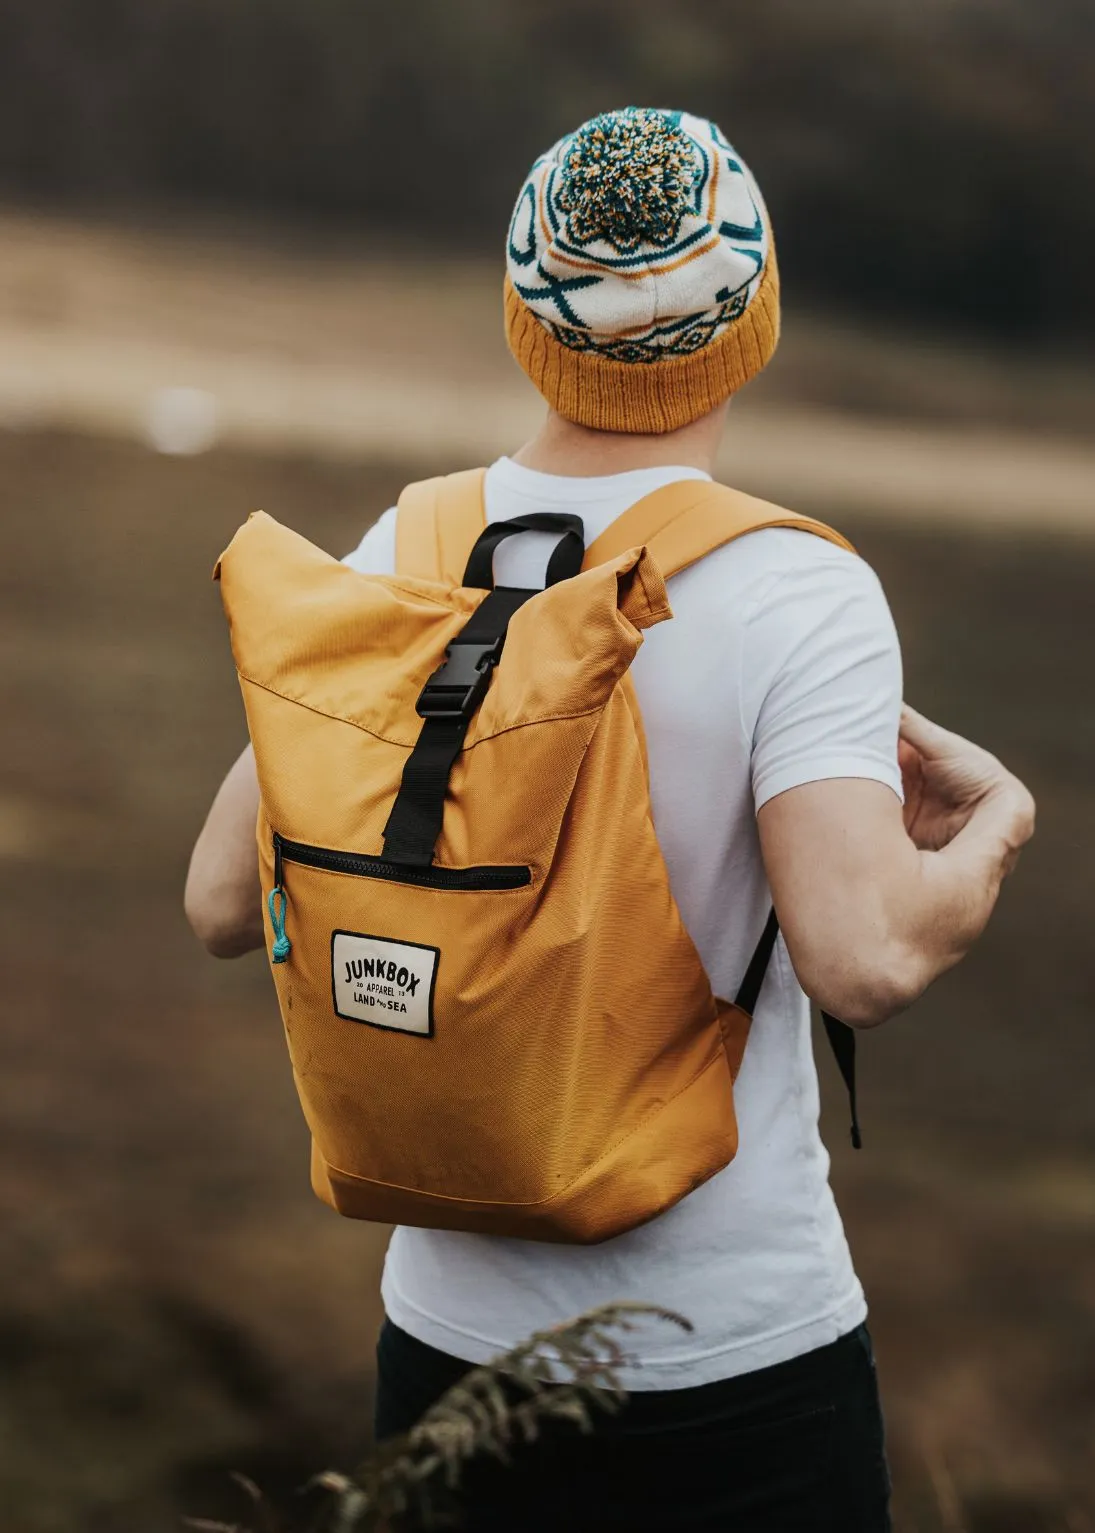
[{"left": 416, "top": 637, "right": 504, "bottom": 719}]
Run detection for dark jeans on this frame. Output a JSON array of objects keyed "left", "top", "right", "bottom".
[{"left": 375, "top": 1318, "right": 892, "bottom": 1532}]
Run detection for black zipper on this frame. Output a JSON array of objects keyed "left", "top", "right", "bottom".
[{"left": 272, "top": 832, "right": 531, "bottom": 891}]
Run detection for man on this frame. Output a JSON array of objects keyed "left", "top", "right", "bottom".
[{"left": 186, "top": 108, "right": 1034, "bottom": 1531}]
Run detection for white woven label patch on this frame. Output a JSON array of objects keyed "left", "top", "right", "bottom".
[{"left": 331, "top": 931, "right": 438, "bottom": 1035}]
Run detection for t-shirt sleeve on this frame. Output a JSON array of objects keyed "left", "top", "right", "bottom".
[
  {"left": 741, "top": 545, "right": 904, "bottom": 813},
  {"left": 342, "top": 506, "right": 398, "bottom": 576}
]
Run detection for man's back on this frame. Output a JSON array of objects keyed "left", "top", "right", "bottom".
[
  {"left": 187, "top": 105, "right": 1032, "bottom": 1530},
  {"left": 345, "top": 455, "right": 904, "bottom": 1388}
]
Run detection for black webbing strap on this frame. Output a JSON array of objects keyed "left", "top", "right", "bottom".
[
  {"left": 822, "top": 1010, "right": 863, "bottom": 1150},
  {"left": 381, "top": 513, "right": 585, "bottom": 867},
  {"left": 380, "top": 718, "right": 470, "bottom": 867},
  {"left": 734, "top": 906, "right": 780, "bottom": 1015},
  {"left": 736, "top": 908, "right": 863, "bottom": 1149},
  {"left": 462, "top": 512, "right": 584, "bottom": 590},
  {"left": 381, "top": 587, "right": 533, "bottom": 866}
]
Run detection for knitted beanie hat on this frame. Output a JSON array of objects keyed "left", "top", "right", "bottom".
[{"left": 504, "top": 107, "right": 779, "bottom": 434}]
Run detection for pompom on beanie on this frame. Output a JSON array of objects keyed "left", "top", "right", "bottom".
[{"left": 504, "top": 107, "right": 779, "bottom": 434}]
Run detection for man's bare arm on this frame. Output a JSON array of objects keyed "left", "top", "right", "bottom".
[
  {"left": 758, "top": 707, "right": 1035, "bottom": 1028},
  {"left": 184, "top": 745, "right": 265, "bottom": 958}
]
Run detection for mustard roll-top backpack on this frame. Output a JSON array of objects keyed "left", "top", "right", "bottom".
[{"left": 215, "top": 470, "right": 862, "bottom": 1244}]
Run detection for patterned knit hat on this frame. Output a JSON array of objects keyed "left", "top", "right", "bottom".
[{"left": 504, "top": 107, "right": 779, "bottom": 434}]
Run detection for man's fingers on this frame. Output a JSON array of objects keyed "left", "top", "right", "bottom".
[
  {"left": 897, "top": 735, "right": 921, "bottom": 775},
  {"left": 898, "top": 704, "right": 949, "bottom": 757},
  {"left": 900, "top": 704, "right": 982, "bottom": 764},
  {"left": 900, "top": 704, "right": 1013, "bottom": 808}
]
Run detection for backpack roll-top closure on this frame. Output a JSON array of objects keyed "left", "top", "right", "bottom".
[
  {"left": 217, "top": 511, "right": 671, "bottom": 764},
  {"left": 214, "top": 512, "right": 668, "bottom": 864}
]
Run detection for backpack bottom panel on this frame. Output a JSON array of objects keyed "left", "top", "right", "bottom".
[{"left": 308, "top": 1047, "right": 738, "bottom": 1245}]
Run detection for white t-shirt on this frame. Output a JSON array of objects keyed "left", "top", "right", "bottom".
[{"left": 344, "top": 456, "right": 904, "bottom": 1390}]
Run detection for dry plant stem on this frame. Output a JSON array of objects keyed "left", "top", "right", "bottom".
[
  {"left": 184, "top": 1471, "right": 280, "bottom": 1533},
  {"left": 923, "top": 1438, "right": 967, "bottom": 1533},
  {"left": 329, "top": 1302, "right": 692, "bottom": 1532},
  {"left": 184, "top": 1303, "right": 691, "bottom": 1533}
]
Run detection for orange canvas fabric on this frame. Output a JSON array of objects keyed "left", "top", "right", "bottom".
[{"left": 214, "top": 474, "right": 852, "bottom": 1243}]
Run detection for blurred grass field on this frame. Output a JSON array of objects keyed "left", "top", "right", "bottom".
[
  {"left": 2, "top": 0, "right": 1094, "bottom": 1522},
  {"left": 1, "top": 425, "right": 1093, "bottom": 1532}
]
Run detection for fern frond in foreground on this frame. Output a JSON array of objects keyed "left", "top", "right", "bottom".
[{"left": 319, "top": 1300, "right": 692, "bottom": 1532}]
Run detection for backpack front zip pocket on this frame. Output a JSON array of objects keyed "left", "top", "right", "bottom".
[{"left": 268, "top": 832, "right": 532, "bottom": 964}]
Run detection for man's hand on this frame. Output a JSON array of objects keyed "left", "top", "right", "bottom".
[
  {"left": 899, "top": 705, "right": 1035, "bottom": 863},
  {"left": 759, "top": 708, "right": 1035, "bottom": 1027}
]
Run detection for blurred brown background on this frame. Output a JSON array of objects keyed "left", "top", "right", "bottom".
[{"left": 1, "top": 4, "right": 1093, "bottom": 1530}]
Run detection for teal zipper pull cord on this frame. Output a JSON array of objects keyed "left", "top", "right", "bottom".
[{"left": 268, "top": 886, "right": 291, "bottom": 963}]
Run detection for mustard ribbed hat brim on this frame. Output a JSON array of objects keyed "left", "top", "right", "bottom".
[{"left": 504, "top": 252, "right": 780, "bottom": 435}]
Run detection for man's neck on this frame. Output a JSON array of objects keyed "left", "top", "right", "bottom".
[{"left": 511, "top": 404, "right": 728, "bottom": 479}]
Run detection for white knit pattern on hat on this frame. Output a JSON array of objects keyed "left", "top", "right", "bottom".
[{"left": 505, "top": 108, "right": 771, "bottom": 364}]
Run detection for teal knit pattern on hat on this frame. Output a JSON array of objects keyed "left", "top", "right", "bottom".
[
  {"left": 506, "top": 107, "right": 772, "bottom": 366},
  {"left": 556, "top": 108, "right": 699, "bottom": 252}
]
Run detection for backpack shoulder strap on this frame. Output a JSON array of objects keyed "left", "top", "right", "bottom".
[
  {"left": 395, "top": 468, "right": 488, "bottom": 585},
  {"left": 582, "top": 479, "right": 855, "bottom": 576},
  {"left": 588, "top": 482, "right": 863, "bottom": 1147}
]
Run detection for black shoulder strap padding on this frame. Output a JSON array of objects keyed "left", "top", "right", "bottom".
[{"left": 736, "top": 909, "right": 863, "bottom": 1150}]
